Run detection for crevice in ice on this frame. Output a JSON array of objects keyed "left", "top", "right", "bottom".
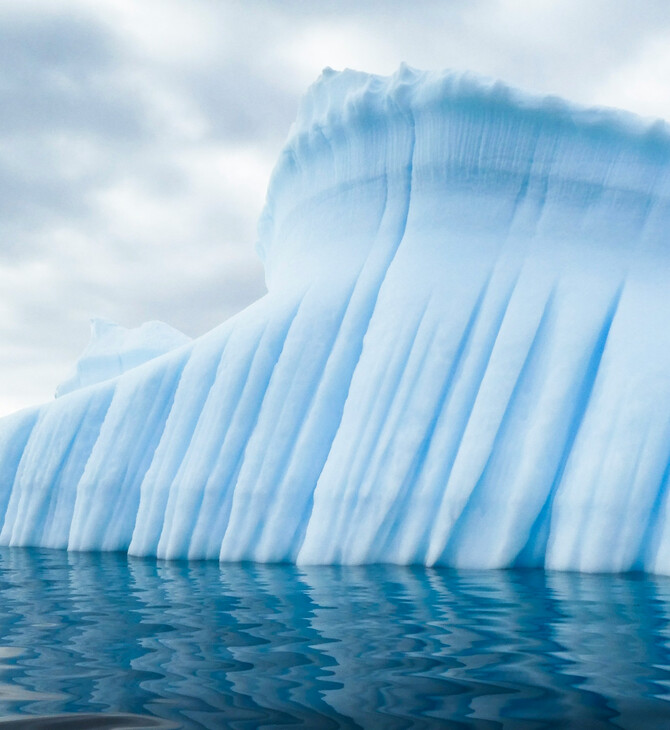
[
  {"left": 631, "top": 426, "right": 670, "bottom": 572},
  {"left": 419, "top": 270, "right": 521, "bottom": 562},
  {"left": 214, "top": 301, "right": 311, "bottom": 560},
  {"left": 295, "top": 301, "right": 432, "bottom": 564},
  {"left": 374, "top": 280, "right": 491, "bottom": 562},
  {"left": 514, "top": 285, "right": 623, "bottom": 567},
  {"left": 159, "top": 319, "right": 275, "bottom": 558},
  {"left": 438, "top": 287, "right": 556, "bottom": 564},
  {"left": 41, "top": 387, "right": 117, "bottom": 547},
  {"left": 292, "top": 105, "right": 418, "bottom": 562},
  {"left": 170, "top": 301, "right": 303, "bottom": 560},
  {"left": 226, "top": 285, "right": 357, "bottom": 562},
  {"left": 68, "top": 352, "right": 189, "bottom": 552},
  {"left": 335, "top": 299, "right": 435, "bottom": 561},
  {"left": 129, "top": 333, "right": 230, "bottom": 556},
  {"left": 3, "top": 387, "right": 111, "bottom": 547},
  {"left": 20, "top": 425, "right": 83, "bottom": 544},
  {"left": 191, "top": 324, "right": 284, "bottom": 559},
  {"left": 0, "top": 409, "right": 39, "bottom": 531},
  {"left": 104, "top": 356, "right": 189, "bottom": 551},
  {"left": 157, "top": 317, "right": 272, "bottom": 559}
]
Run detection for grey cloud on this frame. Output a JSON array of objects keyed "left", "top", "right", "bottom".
[
  {"left": 0, "top": 14, "right": 145, "bottom": 139},
  {"left": 0, "top": 13, "right": 159, "bottom": 266},
  {"left": 179, "top": 70, "right": 297, "bottom": 147}
]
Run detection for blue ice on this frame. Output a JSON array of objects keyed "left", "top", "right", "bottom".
[{"left": 1, "top": 66, "right": 670, "bottom": 572}]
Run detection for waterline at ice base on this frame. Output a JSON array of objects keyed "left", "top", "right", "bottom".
[{"left": 2, "top": 66, "right": 670, "bottom": 572}]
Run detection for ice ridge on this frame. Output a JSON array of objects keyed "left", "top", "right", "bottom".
[{"left": 1, "top": 66, "right": 670, "bottom": 572}]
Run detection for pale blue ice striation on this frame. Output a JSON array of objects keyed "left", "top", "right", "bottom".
[{"left": 2, "top": 66, "right": 670, "bottom": 571}]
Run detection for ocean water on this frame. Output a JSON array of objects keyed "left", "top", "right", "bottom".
[{"left": 0, "top": 550, "right": 667, "bottom": 728}]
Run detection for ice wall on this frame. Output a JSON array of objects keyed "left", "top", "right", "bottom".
[{"left": 2, "top": 66, "right": 670, "bottom": 572}]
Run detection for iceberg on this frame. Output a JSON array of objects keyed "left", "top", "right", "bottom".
[{"left": 1, "top": 66, "right": 670, "bottom": 572}]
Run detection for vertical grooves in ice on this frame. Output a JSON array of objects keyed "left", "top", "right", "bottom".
[
  {"left": 0, "top": 408, "right": 39, "bottom": 530},
  {"left": 128, "top": 329, "right": 230, "bottom": 556},
  {"left": 518, "top": 288, "right": 623, "bottom": 567},
  {"left": 161, "top": 297, "right": 302, "bottom": 560},
  {"left": 0, "top": 67, "right": 669, "bottom": 570}
]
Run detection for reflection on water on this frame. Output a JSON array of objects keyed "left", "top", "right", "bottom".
[
  {"left": 0, "top": 550, "right": 667, "bottom": 728},
  {"left": 0, "top": 713, "right": 175, "bottom": 728}
]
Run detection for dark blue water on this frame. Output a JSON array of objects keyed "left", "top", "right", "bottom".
[{"left": 0, "top": 550, "right": 668, "bottom": 728}]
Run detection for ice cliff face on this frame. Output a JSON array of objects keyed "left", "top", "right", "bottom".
[{"left": 2, "top": 66, "right": 670, "bottom": 572}]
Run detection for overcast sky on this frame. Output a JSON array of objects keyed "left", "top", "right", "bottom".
[{"left": 2, "top": 0, "right": 670, "bottom": 417}]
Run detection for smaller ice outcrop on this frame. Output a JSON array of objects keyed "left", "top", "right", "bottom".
[{"left": 56, "top": 318, "right": 190, "bottom": 397}]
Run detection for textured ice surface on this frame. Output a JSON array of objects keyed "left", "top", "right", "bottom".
[
  {"left": 2, "top": 66, "right": 670, "bottom": 571},
  {"left": 56, "top": 318, "right": 190, "bottom": 397}
]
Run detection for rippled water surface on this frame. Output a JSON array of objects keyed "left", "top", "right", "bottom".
[{"left": 0, "top": 550, "right": 668, "bottom": 727}]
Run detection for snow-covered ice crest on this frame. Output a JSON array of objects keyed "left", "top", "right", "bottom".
[{"left": 2, "top": 67, "right": 670, "bottom": 572}]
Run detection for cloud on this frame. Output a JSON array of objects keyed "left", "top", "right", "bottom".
[{"left": 1, "top": 0, "right": 670, "bottom": 416}]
